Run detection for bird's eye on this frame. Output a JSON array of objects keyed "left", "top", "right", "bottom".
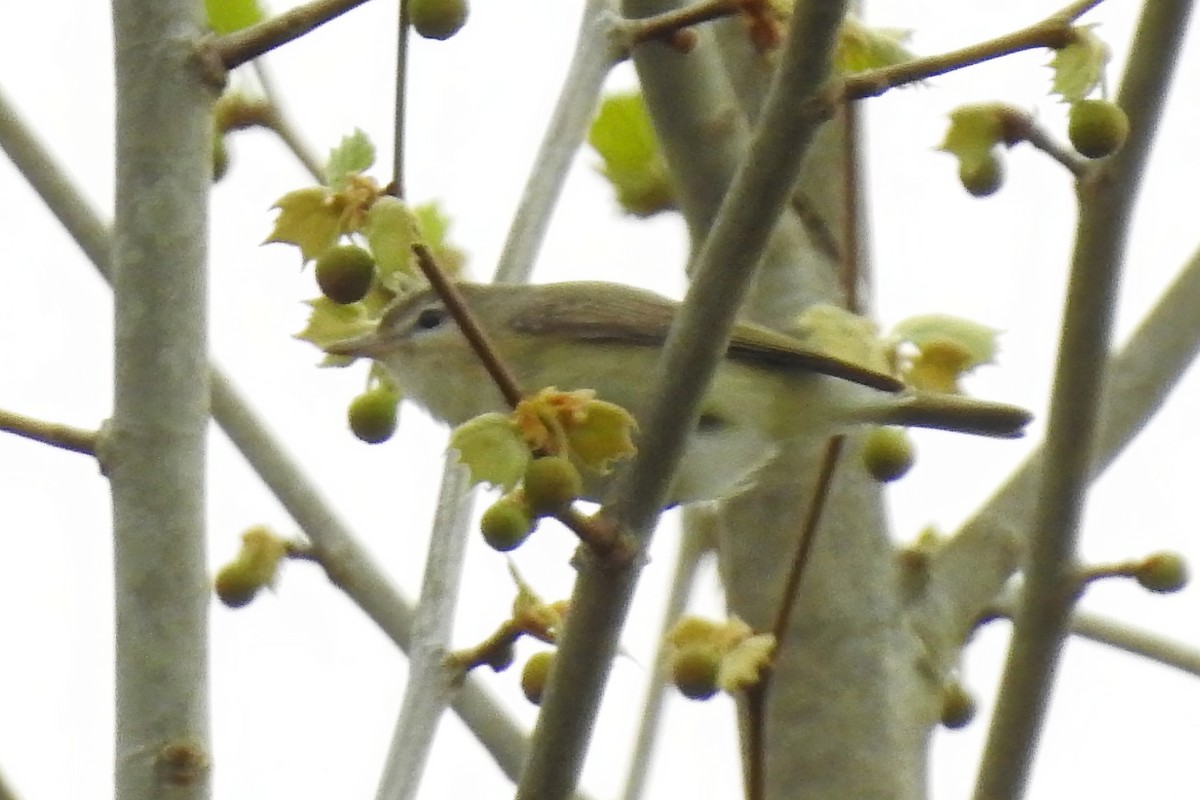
[{"left": 414, "top": 306, "right": 448, "bottom": 332}]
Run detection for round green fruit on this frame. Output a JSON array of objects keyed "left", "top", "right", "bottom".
[
  {"left": 523, "top": 456, "right": 583, "bottom": 517},
  {"left": 671, "top": 647, "right": 721, "bottom": 701},
  {"left": 862, "top": 427, "right": 916, "bottom": 483},
  {"left": 1068, "top": 100, "right": 1130, "bottom": 159},
  {"left": 348, "top": 388, "right": 398, "bottom": 444},
  {"left": 410, "top": 0, "right": 468, "bottom": 40},
  {"left": 959, "top": 153, "right": 1004, "bottom": 198},
  {"left": 940, "top": 682, "right": 977, "bottom": 730},
  {"left": 214, "top": 561, "right": 261, "bottom": 608},
  {"left": 316, "top": 244, "right": 376, "bottom": 305},
  {"left": 1135, "top": 551, "right": 1188, "bottom": 594},
  {"left": 521, "top": 651, "right": 555, "bottom": 705},
  {"left": 480, "top": 498, "right": 535, "bottom": 552}
]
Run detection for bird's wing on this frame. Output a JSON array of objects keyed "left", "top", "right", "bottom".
[{"left": 507, "top": 282, "right": 903, "bottom": 393}]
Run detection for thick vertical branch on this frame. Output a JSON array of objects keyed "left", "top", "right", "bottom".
[
  {"left": 109, "top": 2, "right": 212, "bottom": 799},
  {"left": 973, "top": 1, "right": 1195, "bottom": 797}
]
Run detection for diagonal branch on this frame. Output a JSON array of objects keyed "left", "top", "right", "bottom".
[
  {"left": 213, "top": 0, "right": 374, "bottom": 69},
  {"left": 514, "top": 3, "right": 850, "bottom": 798}
]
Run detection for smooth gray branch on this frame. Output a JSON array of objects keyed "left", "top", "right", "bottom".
[{"left": 973, "top": 1, "right": 1196, "bottom": 797}]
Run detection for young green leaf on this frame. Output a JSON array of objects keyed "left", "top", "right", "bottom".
[
  {"left": 939, "top": 104, "right": 1012, "bottom": 188},
  {"left": 365, "top": 196, "right": 421, "bottom": 282},
  {"left": 265, "top": 186, "right": 341, "bottom": 263},
  {"left": 294, "top": 296, "right": 382, "bottom": 364},
  {"left": 205, "top": 0, "right": 264, "bottom": 34},
  {"left": 325, "top": 129, "right": 376, "bottom": 190},
  {"left": 892, "top": 314, "right": 999, "bottom": 366},
  {"left": 450, "top": 413, "right": 532, "bottom": 490},
  {"left": 1049, "top": 27, "right": 1109, "bottom": 103},
  {"left": 562, "top": 398, "right": 638, "bottom": 473},
  {"left": 413, "top": 201, "right": 467, "bottom": 277},
  {"left": 588, "top": 92, "right": 675, "bottom": 217},
  {"left": 836, "top": 15, "right": 914, "bottom": 73}
]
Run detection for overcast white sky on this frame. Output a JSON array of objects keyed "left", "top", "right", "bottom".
[{"left": 1, "top": 1, "right": 1198, "bottom": 798}]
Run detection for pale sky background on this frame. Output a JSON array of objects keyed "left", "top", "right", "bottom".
[{"left": 1, "top": 1, "right": 1198, "bottom": 798}]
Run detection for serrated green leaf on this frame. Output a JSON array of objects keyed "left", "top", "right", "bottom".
[
  {"left": 265, "top": 186, "right": 341, "bottom": 263},
  {"left": 1049, "top": 27, "right": 1109, "bottom": 102},
  {"left": 564, "top": 398, "right": 638, "bottom": 474},
  {"left": 837, "top": 15, "right": 915, "bottom": 73},
  {"left": 450, "top": 413, "right": 532, "bottom": 490},
  {"left": 414, "top": 201, "right": 467, "bottom": 277},
  {"left": 365, "top": 196, "right": 420, "bottom": 282},
  {"left": 588, "top": 92, "right": 675, "bottom": 217},
  {"left": 939, "top": 104, "right": 1008, "bottom": 175},
  {"left": 891, "top": 314, "right": 999, "bottom": 366},
  {"left": 326, "top": 129, "right": 376, "bottom": 190},
  {"left": 294, "top": 296, "right": 380, "bottom": 365},
  {"left": 206, "top": 0, "right": 264, "bottom": 34}
]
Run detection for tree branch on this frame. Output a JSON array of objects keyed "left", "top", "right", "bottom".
[
  {"left": 213, "top": 0, "right": 374, "bottom": 69},
  {"left": 0, "top": 86, "right": 538, "bottom": 790},
  {"left": 373, "top": 458, "right": 474, "bottom": 800},
  {"left": 984, "top": 597, "right": 1200, "bottom": 679},
  {"left": 515, "top": 3, "right": 850, "bottom": 798},
  {"left": 973, "top": 2, "right": 1196, "bottom": 797},
  {"left": 0, "top": 408, "right": 98, "bottom": 456},
  {"left": 110, "top": 1, "right": 212, "bottom": 797}
]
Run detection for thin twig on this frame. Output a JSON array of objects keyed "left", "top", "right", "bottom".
[
  {"left": 411, "top": 243, "right": 525, "bottom": 407},
  {"left": 1015, "top": 114, "right": 1091, "bottom": 178},
  {"left": 743, "top": 436, "right": 845, "bottom": 800},
  {"left": 213, "top": 0, "right": 374, "bottom": 69},
  {"left": 769, "top": 437, "right": 846, "bottom": 646},
  {"left": 252, "top": 61, "right": 325, "bottom": 181},
  {"left": 836, "top": 0, "right": 1107, "bottom": 103},
  {"left": 0, "top": 408, "right": 99, "bottom": 456},
  {"left": 391, "top": 0, "right": 410, "bottom": 199},
  {"left": 615, "top": 0, "right": 741, "bottom": 53},
  {"left": 984, "top": 595, "right": 1200, "bottom": 678}
]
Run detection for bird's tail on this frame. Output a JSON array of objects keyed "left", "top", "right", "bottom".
[{"left": 883, "top": 392, "right": 1032, "bottom": 438}]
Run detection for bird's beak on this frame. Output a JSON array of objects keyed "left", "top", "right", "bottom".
[{"left": 323, "top": 331, "right": 383, "bottom": 358}]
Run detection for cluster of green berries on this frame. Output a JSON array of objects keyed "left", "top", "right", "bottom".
[{"left": 480, "top": 456, "right": 583, "bottom": 551}]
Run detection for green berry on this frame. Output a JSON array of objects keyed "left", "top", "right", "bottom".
[
  {"left": 521, "top": 651, "right": 555, "bottom": 705},
  {"left": 315, "top": 244, "right": 376, "bottom": 305},
  {"left": 861, "top": 427, "right": 916, "bottom": 483},
  {"left": 410, "top": 0, "right": 468, "bottom": 40},
  {"left": 940, "top": 682, "right": 977, "bottom": 730},
  {"left": 214, "top": 560, "right": 261, "bottom": 608},
  {"left": 959, "top": 153, "right": 1004, "bottom": 198},
  {"left": 671, "top": 647, "right": 721, "bottom": 701},
  {"left": 348, "top": 387, "right": 398, "bottom": 444},
  {"left": 1134, "top": 551, "right": 1189, "bottom": 593},
  {"left": 480, "top": 497, "right": 535, "bottom": 552},
  {"left": 1068, "top": 100, "right": 1130, "bottom": 159},
  {"left": 522, "top": 456, "right": 583, "bottom": 517}
]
